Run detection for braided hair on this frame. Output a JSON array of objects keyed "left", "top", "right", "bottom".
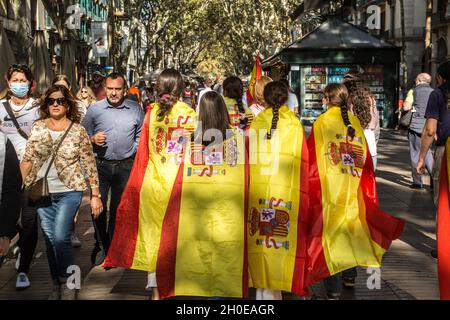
[
  {"left": 156, "top": 69, "right": 184, "bottom": 121},
  {"left": 263, "top": 81, "right": 288, "bottom": 140},
  {"left": 323, "top": 83, "right": 355, "bottom": 139}
]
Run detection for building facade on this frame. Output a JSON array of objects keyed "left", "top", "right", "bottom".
[
  {"left": 430, "top": 0, "right": 450, "bottom": 83},
  {"left": 354, "top": 0, "right": 428, "bottom": 90}
]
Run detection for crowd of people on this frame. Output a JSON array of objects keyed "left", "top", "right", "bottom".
[{"left": 0, "top": 60, "right": 449, "bottom": 300}]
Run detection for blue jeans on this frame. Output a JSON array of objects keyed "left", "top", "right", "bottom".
[{"left": 37, "top": 191, "right": 82, "bottom": 284}]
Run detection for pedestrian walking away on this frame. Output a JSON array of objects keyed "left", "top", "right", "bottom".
[
  {"left": 402, "top": 73, "right": 434, "bottom": 189},
  {"left": 306, "top": 83, "right": 404, "bottom": 300},
  {"left": 247, "top": 81, "right": 309, "bottom": 299}
]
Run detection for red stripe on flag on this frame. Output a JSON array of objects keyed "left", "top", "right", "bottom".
[
  {"left": 104, "top": 109, "right": 152, "bottom": 269},
  {"left": 304, "top": 127, "right": 331, "bottom": 288},
  {"left": 438, "top": 149, "right": 450, "bottom": 300},
  {"left": 291, "top": 128, "right": 310, "bottom": 295},
  {"left": 156, "top": 162, "right": 185, "bottom": 299},
  {"left": 360, "top": 147, "right": 404, "bottom": 250}
]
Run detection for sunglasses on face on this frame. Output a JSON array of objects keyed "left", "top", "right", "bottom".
[
  {"left": 81, "top": 90, "right": 88, "bottom": 93},
  {"left": 47, "top": 98, "right": 67, "bottom": 106}
]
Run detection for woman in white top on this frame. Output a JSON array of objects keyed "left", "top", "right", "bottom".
[
  {"left": 249, "top": 76, "right": 273, "bottom": 117},
  {"left": 0, "top": 64, "right": 39, "bottom": 290}
]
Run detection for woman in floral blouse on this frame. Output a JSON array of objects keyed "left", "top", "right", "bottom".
[{"left": 20, "top": 85, "right": 102, "bottom": 300}]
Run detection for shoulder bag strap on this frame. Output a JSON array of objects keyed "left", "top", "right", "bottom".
[
  {"left": 43, "top": 121, "right": 74, "bottom": 179},
  {"left": 2, "top": 101, "right": 29, "bottom": 140}
]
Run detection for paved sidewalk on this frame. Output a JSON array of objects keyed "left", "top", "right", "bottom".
[{"left": 0, "top": 129, "right": 439, "bottom": 300}]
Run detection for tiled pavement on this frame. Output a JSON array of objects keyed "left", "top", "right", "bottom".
[{"left": 0, "top": 128, "right": 440, "bottom": 300}]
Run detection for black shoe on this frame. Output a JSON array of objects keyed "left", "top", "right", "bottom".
[
  {"left": 410, "top": 183, "right": 424, "bottom": 190},
  {"left": 343, "top": 277, "right": 355, "bottom": 288},
  {"left": 430, "top": 249, "right": 438, "bottom": 260}
]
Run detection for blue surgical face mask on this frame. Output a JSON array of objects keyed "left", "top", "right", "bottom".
[{"left": 10, "top": 82, "right": 29, "bottom": 98}]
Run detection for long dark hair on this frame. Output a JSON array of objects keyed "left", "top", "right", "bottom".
[
  {"left": 344, "top": 80, "right": 374, "bottom": 129},
  {"left": 223, "top": 76, "right": 244, "bottom": 113},
  {"left": 323, "top": 83, "right": 355, "bottom": 139},
  {"left": 263, "top": 81, "right": 288, "bottom": 140},
  {"left": 196, "top": 91, "right": 231, "bottom": 146},
  {"left": 156, "top": 69, "right": 184, "bottom": 120},
  {"left": 39, "top": 85, "right": 81, "bottom": 123}
]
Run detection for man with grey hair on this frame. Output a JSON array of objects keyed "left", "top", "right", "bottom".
[{"left": 403, "top": 73, "right": 434, "bottom": 189}]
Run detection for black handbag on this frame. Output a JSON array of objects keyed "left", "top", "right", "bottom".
[
  {"left": 399, "top": 109, "right": 413, "bottom": 128},
  {"left": 27, "top": 122, "right": 74, "bottom": 207}
]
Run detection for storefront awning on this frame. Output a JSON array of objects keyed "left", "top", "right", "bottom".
[{"left": 262, "top": 17, "right": 400, "bottom": 69}]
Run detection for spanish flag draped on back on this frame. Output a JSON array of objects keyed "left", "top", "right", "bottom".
[
  {"left": 224, "top": 97, "right": 254, "bottom": 129},
  {"left": 104, "top": 101, "right": 248, "bottom": 299},
  {"left": 438, "top": 137, "right": 450, "bottom": 300},
  {"left": 247, "top": 106, "right": 309, "bottom": 295},
  {"left": 306, "top": 107, "right": 404, "bottom": 287}
]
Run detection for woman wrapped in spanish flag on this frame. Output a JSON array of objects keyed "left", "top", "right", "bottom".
[
  {"left": 247, "top": 81, "right": 309, "bottom": 299},
  {"left": 104, "top": 70, "right": 249, "bottom": 299},
  {"left": 223, "top": 76, "right": 254, "bottom": 129},
  {"left": 306, "top": 83, "right": 404, "bottom": 299}
]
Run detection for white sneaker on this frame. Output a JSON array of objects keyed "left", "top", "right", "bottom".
[
  {"left": 16, "top": 272, "right": 30, "bottom": 290},
  {"left": 71, "top": 233, "right": 82, "bottom": 248},
  {"left": 15, "top": 252, "right": 20, "bottom": 270}
]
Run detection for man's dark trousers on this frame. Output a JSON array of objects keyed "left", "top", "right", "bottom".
[{"left": 93, "top": 158, "right": 133, "bottom": 256}]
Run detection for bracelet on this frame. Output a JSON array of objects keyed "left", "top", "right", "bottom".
[{"left": 91, "top": 194, "right": 101, "bottom": 199}]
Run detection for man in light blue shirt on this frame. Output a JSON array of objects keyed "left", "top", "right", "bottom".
[{"left": 83, "top": 72, "right": 144, "bottom": 264}]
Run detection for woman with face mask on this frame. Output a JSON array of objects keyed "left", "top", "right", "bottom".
[{"left": 0, "top": 64, "right": 40, "bottom": 290}]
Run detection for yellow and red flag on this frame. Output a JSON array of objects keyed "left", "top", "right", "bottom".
[
  {"left": 246, "top": 52, "right": 262, "bottom": 106},
  {"left": 104, "top": 102, "right": 249, "bottom": 299},
  {"left": 224, "top": 96, "right": 254, "bottom": 128},
  {"left": 247, "top": 106, "right": 309, "bottom": 295},
  {"left": 438, "top": 138, "right": 450, "bottom": 300},
  {"left": 305, "top": 107, "right": 404, "bottom": 287}
]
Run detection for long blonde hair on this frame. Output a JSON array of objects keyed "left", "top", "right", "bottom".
[{"left": 76, "top": 86, "right": 96, "bottom": 107}]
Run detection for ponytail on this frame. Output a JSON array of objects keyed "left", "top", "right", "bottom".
[{"left": 157, "top": 93, "right": 178, "bottom": 120}]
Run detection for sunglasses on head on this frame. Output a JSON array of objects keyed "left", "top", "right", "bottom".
[
  {"left": 47, "top": 98, "right": 67, "bottom": 106},
  {"left": 9, "top": 64, "right": 31, "bottom": 72}
]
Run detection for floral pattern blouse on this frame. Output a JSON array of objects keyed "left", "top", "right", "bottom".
[{"left": 22, "top": 120, "right": 99, "bottom": 191}]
